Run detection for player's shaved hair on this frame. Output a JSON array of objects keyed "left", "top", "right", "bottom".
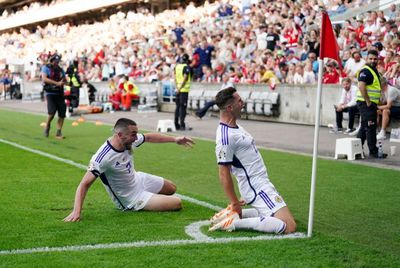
[
  {"left": 215, "top": 87, "right": 237, "bottom": 110},
  {"left": 113, "top": 118, "right": 137, "bottom": 133}
]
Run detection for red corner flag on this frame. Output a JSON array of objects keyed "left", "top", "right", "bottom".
[{"left": 319, "top": 12, "right": 342, "bottom": 68}]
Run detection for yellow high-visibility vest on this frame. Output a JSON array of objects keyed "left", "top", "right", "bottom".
[
  {"left": 175, "top": 64, "right": 191, "bottom": 93},
  {"left": 356, "top": 65, "right": 381, "bottom": 104}
]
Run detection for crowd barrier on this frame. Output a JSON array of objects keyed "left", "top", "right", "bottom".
[{"left": 21, "top": 80, "right": 364, "bottom": 127}]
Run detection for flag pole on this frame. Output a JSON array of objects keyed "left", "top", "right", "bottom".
[{"left": 307, "top": 58, "right": 324, "bottom": 238}]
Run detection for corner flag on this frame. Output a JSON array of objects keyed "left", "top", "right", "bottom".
[
  {"left": 319, "top": 11, "right": 342, "bottom": 67},
  {"left": 308, "top": 11, "right": 342, "bottom": 238}
]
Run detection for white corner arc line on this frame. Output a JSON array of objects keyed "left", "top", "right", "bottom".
[
  {"left": 0, "top": 233, "right": 307, "bottom": 255},
  {"left": 185, "top": 220, "right": 211, "bottom": 240}
]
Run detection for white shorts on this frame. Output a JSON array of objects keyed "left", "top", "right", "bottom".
[
  {"left": 241, "top": 181, "right": 287, "bottom": 217},
  {"left": 128, "top": 171, "right": 164, "bottom": 211}
]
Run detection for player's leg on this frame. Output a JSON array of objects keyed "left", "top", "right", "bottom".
[
  {"left": 158, "top": 179, "right": 177, "bottom": 195},
  {"left": 56, "top": 95, "right": 66, "bottom": 139},
  {"left": 273, "top": 206, "right": 297, "bottom": 234},
  {"left": 216, "top": 186, "right": 294, "bottom": 234},
  {"left": 45, "top": 95, "right": 56, "bottom": 137},
  {"left": 232, "top": 216, "right": 287, "bottom": 234},
  {"left": 143, "top": 194, "right": 182, "bottom": 211},
  {"left": 240, "top": 186, "right": 296, "bottom": 234}
]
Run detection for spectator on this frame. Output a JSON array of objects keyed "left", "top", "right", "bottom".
[
  {"left": 172, "top": 23, "right": 185, "bottom": 45},
  {"left": 376, "top": 77, "right": 400, "bottom": 140},
  {"left": 330, "top": 77, "right": 359, "bottom": 133},
  {"left": 387, "top": 4, "right": 398, "bottom": 21},
  {"left": 323, "top": 61, "right": 340, "bottom": 84},
  {"left": 344, "top": 51, "right": 366, "bottom": 80},
  {"left": 266, "top": 24, "right": 280, "bottom": 52},
  {"left": 193, "top": 39, "right": 215, "bottom": 80},
  {"left": 293, "top": 63, "right": 305, "bottom": 84},
  {"left": 259, "top": 65, "right": 278, "bottom": 89},
  {"left": 305, "top": 29, "right": 320, "bottom": 57}
]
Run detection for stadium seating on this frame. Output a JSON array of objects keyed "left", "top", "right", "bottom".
[{"left": 189, "top": 89, "right": 204, "bottom": 110}]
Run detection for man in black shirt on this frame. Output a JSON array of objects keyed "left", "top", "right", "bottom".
[
  {"left": 356, "top": 50, "right": 387, "bottom": 158},
  {"left": 266, "top": 25, "right": 280, "bottom": 52}
]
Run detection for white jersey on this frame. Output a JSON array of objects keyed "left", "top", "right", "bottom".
[
  {"left": 88, "top": 134, "right": 145, "bottom": 210},
  {"left": 215, "top": 123, "right": 273, "bottom": 205}
]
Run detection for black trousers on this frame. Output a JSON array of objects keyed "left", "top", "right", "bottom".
[
  {"left": 196, "top": 100, "right": 216, "bottom": 118},
  {"left": 357, "top": 101, "right": 378, "bottom": 155},
  {"left": 174, "top": 92, "right": 188, "bottom": 129},
  {"left": 335, "top": 105, "right": 358, "bottom": 129}
]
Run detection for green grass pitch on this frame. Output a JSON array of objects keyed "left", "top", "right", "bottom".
[{"left": 0, "top": 109, "right": 399, "bottom": 267}]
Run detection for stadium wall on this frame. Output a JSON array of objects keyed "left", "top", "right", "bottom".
[
  {"left": 22, "top": 80, "right": 345, "bottom": 126},
  {"left": 147, "top": 82, "right": 343, "bottom": 127}
]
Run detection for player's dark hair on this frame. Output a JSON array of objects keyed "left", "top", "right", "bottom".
[
  {"left": 215, "top": 87, "right": 236, "bottom": 109},
  {"left": 114, "top": 118, "right": 136, "bottom": 133}
]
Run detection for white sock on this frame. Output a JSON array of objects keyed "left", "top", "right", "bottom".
[
  {"left": 241, "top": 208, "right": 259, "bottom": 218},
  {"left": 233, "top": 216, "right": 286, "bottom": 234}
]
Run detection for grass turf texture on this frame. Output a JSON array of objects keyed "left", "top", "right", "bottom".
[{"left": 0, "top": 109, "right": 399, "bottom": 267}]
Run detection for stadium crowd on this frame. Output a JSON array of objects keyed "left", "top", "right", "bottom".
[{"left": 0, "top": 0, "right": 399, "bottom": 94}]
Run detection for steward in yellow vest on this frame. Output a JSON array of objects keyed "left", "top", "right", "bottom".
[
  {"left": 65, "top": 63, "right": 81, "bottom": 110},
  {"left": 356, "top": 49, "right": 385, "bottom": 158},
  {"left": 174, "top": 53, "right": 192, "bottom": 130}
]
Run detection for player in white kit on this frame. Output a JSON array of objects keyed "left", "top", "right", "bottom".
[
  {"left": 64, "top": 118, "right": 194, "bottom": 222},
  {"left": 209, "top": 87, "right": 296, "bottom": 234}
]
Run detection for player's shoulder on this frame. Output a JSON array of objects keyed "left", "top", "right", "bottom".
[
  {"left": 92, "top": 140, "right": 116, "bottom": 164},
  {"left": 216, "top": 123, "right": 241, "bottom": 143}
]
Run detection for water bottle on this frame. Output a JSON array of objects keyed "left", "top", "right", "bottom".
[{"left": 378, "top": 141, "right": 384, "bottom": 158}]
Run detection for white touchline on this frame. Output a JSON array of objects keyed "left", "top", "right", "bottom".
[{"left": 0, "top": 138, "right": 307, "bottom": 256}]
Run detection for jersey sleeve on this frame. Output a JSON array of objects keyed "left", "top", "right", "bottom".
[
  {"left": 215, "top": 127, "right": 236, "bottom": 165},
  {"left": 88, "top": 154, "right": 107, "bottom": 177},
  {"left": 132, "top": 133, "right": 145, "bottom": 148}
]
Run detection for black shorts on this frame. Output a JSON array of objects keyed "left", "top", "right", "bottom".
[
  {"left": 46, "top": 94, "right": 66, "bottom": 118},
  {"left": 391, "top": 106, "right": 400, "bottom": 119}
]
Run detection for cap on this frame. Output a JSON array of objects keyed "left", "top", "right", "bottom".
[
  {"left": 181, "top": 53, "right": 189, "bottom": 63},
  {"left": 373, "top": 42, "right": 383, "bottom": 51}
]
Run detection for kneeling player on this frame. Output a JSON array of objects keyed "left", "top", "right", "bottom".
[{"left": 209, "top": 87, "right": 296, "bottom": 234}]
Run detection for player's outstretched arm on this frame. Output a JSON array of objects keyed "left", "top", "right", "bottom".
[
  {"left": 63, "top": 171, "right": 97, "bottom": 222},
  {"left": 144, "top": 133, "right": 194, "bottom": 148}
]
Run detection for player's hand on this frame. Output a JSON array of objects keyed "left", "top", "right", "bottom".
[
  {"left": 63, "top": 211, "right": 81, "bottom": 222},
  {"left": 231, "top": 202, "right": 242, "bottom": 218},
  {"left": 175, "top": 136, "right": 195, "bottom": 148}
]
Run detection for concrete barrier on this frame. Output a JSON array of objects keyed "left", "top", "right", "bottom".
[{"left": 21, "top": 80, "right": 399, "bottom": 128}]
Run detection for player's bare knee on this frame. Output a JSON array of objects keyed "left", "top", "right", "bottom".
[{"left": 161, "top": 180, "right": 177, "bottom": 195}]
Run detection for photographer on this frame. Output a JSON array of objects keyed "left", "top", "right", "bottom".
[{"left": 41, "top": 53, "right": 66, "bottom": 139}]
